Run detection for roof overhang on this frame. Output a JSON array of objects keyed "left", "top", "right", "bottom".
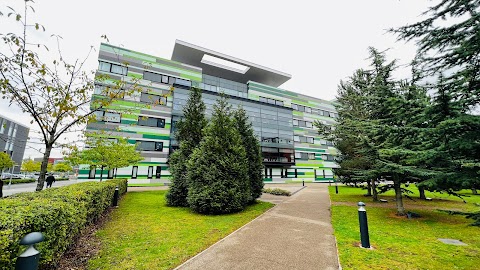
[{"left": 171, "top": 40, "right": 291, "bottom": 87}]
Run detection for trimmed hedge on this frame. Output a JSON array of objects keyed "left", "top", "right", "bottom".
[{"left": 0, "top": 179, "right": 127, "bottom": 270}]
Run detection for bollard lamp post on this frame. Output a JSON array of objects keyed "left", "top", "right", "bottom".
[
  {"left": 16, "top": 232, "right": 44, "bottom": 270},
  {"left": 112, "top": 186, "right": 119, "bottom": 207},
  {"left": 358, "top": 202, "right": 370, "bottom": 248}
]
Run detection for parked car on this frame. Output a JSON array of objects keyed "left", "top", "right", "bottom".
[{"left": 0, "top": 173, "right": 21, "bottom": 180}]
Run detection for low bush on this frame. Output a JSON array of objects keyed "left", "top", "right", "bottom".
[
  {"left": 262, "top": 188, "right": 291, "bottom": 196},
  {"left": 0, "top": 178, "right": 127, "bottom": 270}
]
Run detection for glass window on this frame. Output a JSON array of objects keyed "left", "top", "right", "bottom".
[
  {"left": 326, "top": 141, "right": 334, "bottom": 146},
  {"left": 294, "top": 135, "right": 300, "bottom": 142},
  {"left": 320, "top": 139, "right": 327, "bottom": 145},
  {"left": 275, "top": 100, "right": 284, "bottom": 106},
  {"left": 267, "top": 99, "right": 276, "bottom": 104},
  {"left": 111, "top": 64, "right": 127, "bottom": 75},
  {"left": 136, "top": 141, "right": 163, "bottom": 152},
  {"left": 259, "top": 97, "right": 267, "bottom": 103},
  {"left": 308, "top": 153, "right": 316, "bottom": 160},
  {"left": 162, "top": 75, "right": 169, "bottom": 84},
  {"left": 99, "top": 62, "right": 111, "bottom": 72},
  {"left": 298, "top": 105, "right": 305, "bottom": 112},
  {"left": 132, "top": 166, "right": 138, "bottom": 179},
  {"left": 299, "top": 136, "right": 307, "bottom": 143},
  {"left": 88, "top": 166, "right": 96, "bottom": 179},
  {"left": 94, "top": 85, "right": 104, "bottom": 95},
  {"left": 292, "top": 104, "right": 298, "bottom": 110},
  {"left": 298, "top": 121, "right": 306, "bottom": 127},
  {"left": 294, "top": 152, "right": 301, "bottom": 159},
  {"left": 305, "top": 107, "right": 312, "bottom": 113},
  {"left": 104, "top": 112, "right": 121, "bottom": 123},
  {"left": 0, "top": 119, "right": 5, "bottom": 133},
  {"left": 156, "top": 166, "right": 162, "bottom": 179},
  {"left": 147, "top": 166, "right": 153, "bottom": 179},
  {"left": 307, "top": 137, "right": 314, "bottom": 144},
  {"left": 108, "top": 169, "right": 114, "bottom": 179},
  {"left": 306, "top": 121, "right": 313, "bottom": 128},
  {"left": 293, "top": 119, "right": 298, "bottom": 126},
  {"left": 322, "top": 154, "right": 328, "bottom": 160}
]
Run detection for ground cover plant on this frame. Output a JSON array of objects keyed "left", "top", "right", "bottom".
[
  {"left": 89, "top": 190, "right": 273, "bottom": 270},
  {"left": 329, "top": 185, "right": 480, "bottom": 270},
  {"left": 262, "top": 188, "right": 291, "bottom": 196}
]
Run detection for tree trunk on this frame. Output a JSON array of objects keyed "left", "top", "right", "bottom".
[
  {"left": 36, "top": 145, "right": 53, "bottom": 191},
  {"left": 472, "top": 188, "right": 478, "bottom": 195},
  {"left": 366, "top": 180, "right": 372, "bottom": 196},
  {"left": 418, "top": 185, "right": 426, "bottom": 199},
  {"left": 100, "top": 165, "right": 104, "bottom": 182},
  {"left": 393, "top": 177, "right": 405, "bottom": 216},
  {"left": 372, "top": 178, "right": 378, "bottom": 202}
]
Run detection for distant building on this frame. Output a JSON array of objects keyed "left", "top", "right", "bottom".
[
  {"left": 33, "top": 157, "right": 64, "bottom": 165},
  {"left": 79, "top": 41, "right": 339, "bottom": 182},
  {"left": 0, "top": 115, "right": 29, "bottom": 173}
]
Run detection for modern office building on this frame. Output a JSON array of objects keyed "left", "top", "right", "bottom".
[
  {"left": 79, "top": 41, "right": 338, "bottom": 182},
  {"left": 0, "top": 115, "right": 29, "bottom": 173}
]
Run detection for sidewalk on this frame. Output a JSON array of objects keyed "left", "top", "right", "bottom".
[
  {"left": 176, "top": 184, "right": 340, "bottom": 270},
  {"left": 1, "top": 179, "right": 78, "bottom": 197}
]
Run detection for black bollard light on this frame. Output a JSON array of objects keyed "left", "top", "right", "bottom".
[
  {"left": 112, "top": 186, "right": 119, "bottom": 207},
  {"left": 358, "top": 202, "right": 370, "bottom": 248},
  {"left": 16, "top": 232, "right": 44, "bottom": 270},
  {"left": 302, "top": 180, "right": 304, "bottom": 187},
  {"left": 335, "top": 180, "right": 339, "bottom": 194}
]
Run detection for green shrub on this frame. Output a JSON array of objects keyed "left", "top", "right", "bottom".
[
  {"left": 262, "top": 188, "right": 291, "bottom": 196},
  {"left": 0, "top": 178, "right": 127, "bottom": 269}
]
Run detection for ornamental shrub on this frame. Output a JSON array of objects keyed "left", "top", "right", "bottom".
[
  {"left": 0, "top": 178, "right": 127, "bottom": 269},
  {"left": 187, "top": 97, "right": 250, "bottom": 214}
]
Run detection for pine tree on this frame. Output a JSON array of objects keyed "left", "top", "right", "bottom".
[
  {"left": 166, "top": 87, "right": 206, "bottom": 206},
  {"left": 187, "top": 96, "right": 250, "bottom": 214},
  {"left": 234, "top": 106, "right": 264, "bottom": 203}
]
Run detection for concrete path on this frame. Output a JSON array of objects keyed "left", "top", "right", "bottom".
[
  {"left": 1, "top": 179, "right": 79, "bottom": 197},
  {"left": 176, "top": 184, "right": 340, "bottom": 270}
]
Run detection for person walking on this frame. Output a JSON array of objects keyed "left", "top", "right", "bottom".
[{"left": 45, "top": 173, "right": 56, "bottom": 188}]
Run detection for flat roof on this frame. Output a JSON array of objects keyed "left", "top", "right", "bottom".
[
  {"left": 171, "top": 40, "right": 292, "bottom": 87},
  {"left": 0, "top": 114, "right": 30, "bottom": 129}
]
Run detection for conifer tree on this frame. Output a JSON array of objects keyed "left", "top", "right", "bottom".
[
  {"left": 187, "top": 97, "right": 250, "bottom": 214},
  {"left": 234, "top": 106, "right": 264, "bottom": 203},
  {"left": 166, "top": 87, "right": 206, "bottom": 206}
]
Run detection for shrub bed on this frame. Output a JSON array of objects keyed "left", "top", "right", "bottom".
[
  {"left": 0, "top": 178, "right": 127, "bottom": 269},
  {"left": 262, "top": 188, "right": 291, "bottom": 196}
]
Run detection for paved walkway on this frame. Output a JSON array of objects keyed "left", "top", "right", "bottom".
[
  {"left": 176, "top": 184, "right": 340, "bottom": 270},
  {"left": 1, "top": 179, "right": 79, "bottom": 197}
]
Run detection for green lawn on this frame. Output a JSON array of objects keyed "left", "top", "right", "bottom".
[
  {"left": 329, "top": 186, "right": 480, "bottom": 270},
  {"left": 88, "top": 190, "right": 273, "bottom": 270},
  {"left": 127, "top": 183, "right": 166, "bottom": 187}
]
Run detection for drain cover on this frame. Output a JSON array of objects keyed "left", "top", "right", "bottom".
[{"left": 438, "top": 238, "right": 467, "bottom": 246}]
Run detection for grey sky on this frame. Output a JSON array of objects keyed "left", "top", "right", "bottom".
[{"left": 0, "top": 0, "right": 433, "bottom": 158}]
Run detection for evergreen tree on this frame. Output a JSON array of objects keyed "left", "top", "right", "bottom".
[
  {"left": 187, "top": 97, "right": 250, "bottom": 214},
  {"left": 166, "top": 87, "right": 206, "bottom": 206},
  {"left": 234, "top": 106, "right": 264, "bottom": 203},
  {"left": 392, "top": 2, "right": 480, "bottom": 194}
]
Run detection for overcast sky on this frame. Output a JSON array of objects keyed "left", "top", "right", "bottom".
[{"left": 0, "top": 0, "right": 433, "bottom": 159}]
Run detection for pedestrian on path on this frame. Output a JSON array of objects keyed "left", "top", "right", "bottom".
[{"left": 45, "top": 173, "right": 55, "bottom": 188}]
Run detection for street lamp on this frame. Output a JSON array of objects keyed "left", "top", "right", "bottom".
[{"left": 8, "top": 164, "right": 19, "bottom": 189}]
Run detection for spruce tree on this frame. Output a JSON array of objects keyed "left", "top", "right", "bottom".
[
  {"left": 187, "top": 97, "right": 250, "bottom": 214},
  {"left": 234, "top": 106, "right": 264, "bottom": 203},
  {"left": 166, "top": 87, "right": 206, "bottom": 206}
]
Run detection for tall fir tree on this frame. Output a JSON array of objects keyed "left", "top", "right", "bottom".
[
  {"left": 392, "top": 1, "right": 480, "bottom": 194},
  {"left": 187, "top": 96, "right": 250, "bottom": 214},
  {"left": 234, "top": 106, "right": 264, "bottom": 203},
  {"left": 166, "top": 87, "right": 207, "bottom": 206}
]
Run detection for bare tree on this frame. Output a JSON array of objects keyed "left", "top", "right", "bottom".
[{"left": 0, "top": 1, "right": 141, "bottom": 190}]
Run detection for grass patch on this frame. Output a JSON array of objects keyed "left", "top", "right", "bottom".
[
  {"left": 127, "top": 183, "right": 166, "bottom": 187},
  {"left": 88, "top": 190, "right": 273, "bottom": 270},
  {"left": 330, "top": 186, "right": 480, "bottom": 270}
]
